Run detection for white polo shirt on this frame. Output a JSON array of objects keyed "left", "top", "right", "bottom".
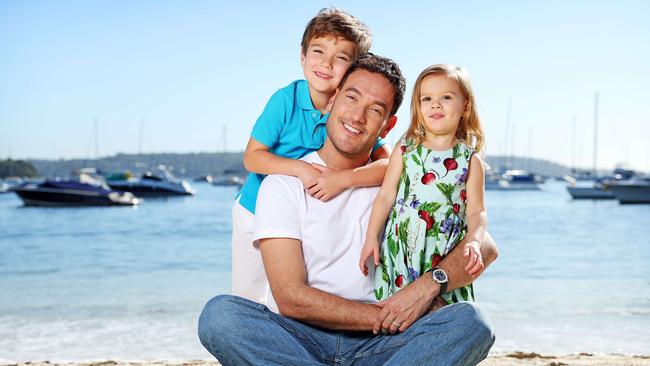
[{"left": 254, "top": 151, "right": 378, "bottom": 312}]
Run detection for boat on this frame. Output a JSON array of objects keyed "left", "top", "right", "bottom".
[
  {"left": 212, "top": 175, "right": 244, "bottom": 187},
  {"left": 105, "top": 165, "right": 195, "bottom": 196},
  {"left": 13, "top": 176, "right": 139, "bottom": 207},
  {"left": 564, "top": 168, "right": 635, "bottom": 199},
  {"left": 486, "top": 169, "right": 543, "bottom": 191},
  {"left": 608, "top": 176, "right": 650, "bottom": 204}
]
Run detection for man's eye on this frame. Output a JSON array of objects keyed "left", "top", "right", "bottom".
[
  {"left": 370, "top": 108, "right": 383, "bottom": 116},
  {"left": 346, "top": 95, "right": 356, "bottom": 101}
]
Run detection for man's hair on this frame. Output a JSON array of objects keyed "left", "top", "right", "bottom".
[
  {"left": 300, "top": 8, "right": 372, "bottom": 58},
  {"left": 338, "top": 53, "right": 406, "bottom": 117}
]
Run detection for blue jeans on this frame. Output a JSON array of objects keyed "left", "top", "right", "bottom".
[{"left": 198, "top": 295, "right": 494, "bottom": 366}]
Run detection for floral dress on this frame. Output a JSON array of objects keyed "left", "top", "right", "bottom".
[{"left": 374, "top": 138, "right": 475, "bottom": 304}]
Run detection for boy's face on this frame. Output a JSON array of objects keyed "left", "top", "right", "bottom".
[{"left": 301, "top": 35, "right": 356, "bottom": 97}]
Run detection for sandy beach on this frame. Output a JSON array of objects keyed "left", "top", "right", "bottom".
[{"left": 4, "top": 353, "right": 650, "bottom": 366}]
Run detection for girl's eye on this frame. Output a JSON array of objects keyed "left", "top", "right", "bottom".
[
  {"left": 442, "top": 95, "right": 453, "bottom": 101},
  {"left": 421, "top": 96, "right": 431, "bottom": 102}
]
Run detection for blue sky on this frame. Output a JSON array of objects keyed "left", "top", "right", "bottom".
[{"left": 1, "top": 1, "right": 649, "bottom": 171}]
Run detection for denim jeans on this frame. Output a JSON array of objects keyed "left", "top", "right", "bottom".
[{"left": 198, "top": 295, "right": 494, "bottom": 366}]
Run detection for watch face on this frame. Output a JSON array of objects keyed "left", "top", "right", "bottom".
[{"left": 433, "top": 269, "right": 448, "bottom": 283}]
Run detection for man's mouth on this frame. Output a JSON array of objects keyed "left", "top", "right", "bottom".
[
  {"left": 315, "top": 71, "right": 332, "bottom": 80},
  {"left": 342, "top": 122, "right": 361, "bottom": 135}
]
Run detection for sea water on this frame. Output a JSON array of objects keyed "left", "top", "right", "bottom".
[{"left": 0, "top": 181, "right": 648, "bottom": 361}]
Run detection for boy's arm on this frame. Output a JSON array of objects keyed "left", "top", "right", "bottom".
[
  {"left": 243, "top": 137, "right": 321, "bottom": 185},
  {"left": 306, "top": 144, "right": 391, "bottom": 201}
]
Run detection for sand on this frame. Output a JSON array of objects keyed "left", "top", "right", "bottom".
[{"left": 3, "top": 353, "right": 650, "bottom": 366}]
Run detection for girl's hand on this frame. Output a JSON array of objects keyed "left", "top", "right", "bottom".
[
  {"left": 358, "top": 239, "right": 380, "bottom": 276},
  {"left": 297, "top": 162, "right": 323, "bottom": 188},
  {"left": 463, "top": 240, "right": 484, "bottom": 277},
  {"left": 304, "top": 163, "right": 347, "bottom": 202}
]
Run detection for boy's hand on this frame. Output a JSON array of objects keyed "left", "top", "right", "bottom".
[
  {"left": 358, "top": 238, "right": 380, "bottom": 276},
  {"left": 463, "top": 240, "right": 484, "bottom": 277},
  {"left": 304, "top": 163, "right": 348, "bottom": 202},
  {"left": 297, "top": 162, "right": 323, "bottom": 188}
]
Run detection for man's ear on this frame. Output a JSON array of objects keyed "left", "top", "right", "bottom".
[
  {"left": 380, "top": 115, "right": 398, "bottom": 138},
  {"left": 325, "top": 88, "right": 339, "bottom": 113}
]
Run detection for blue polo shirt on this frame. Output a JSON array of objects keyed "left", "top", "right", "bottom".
[{"left": 238, "top": 79, "right": 385, "bottom": 214}]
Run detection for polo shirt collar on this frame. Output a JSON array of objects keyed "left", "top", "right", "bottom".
[{"left": 297, "top": 80, "right": 316, "bottom": 111}]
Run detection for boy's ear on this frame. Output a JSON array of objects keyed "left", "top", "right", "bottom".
[
  {"left": 300, "top": 50, "right": 306, "bottom": 67},
  {"left": 380, "top": 116, "right": 398, "bottom": 138},
  {"left": 325, "top": 88, "right": 339, "bottom": 113}
]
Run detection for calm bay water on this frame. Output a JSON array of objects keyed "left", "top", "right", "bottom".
[{"left": 0, "top": 181, "right": 649, "bottom": 361}]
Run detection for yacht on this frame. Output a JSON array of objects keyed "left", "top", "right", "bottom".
[
  {"left": 105, "top": 165, "right": 195, "bottom": 196},
  {"left": 608, "top": 176, "right": 650, "bottom": 204},
  {"left": 487, "top": 170, "right": 543, "bottom": 191},
  {"left": 13, "top": 175, "right": 139, "bottom": 207}
]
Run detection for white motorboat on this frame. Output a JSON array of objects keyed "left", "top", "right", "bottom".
[{"left": 105, "top": 165, "right": 195, "bottom": 197}]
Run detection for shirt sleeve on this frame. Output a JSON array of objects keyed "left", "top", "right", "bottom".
[
  {"left": 372, "top": 136, "right": 386, "bottom": 153},
  {"left": 250, "top": 90, "right": 288, "bottom": 148},
  {"left": 253, "top": 175, "right": 303, "bottom": 248}
]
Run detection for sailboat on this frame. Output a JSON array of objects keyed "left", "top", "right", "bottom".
[{"left": 565, "top": 93, "right": 615, "bottom": 199}]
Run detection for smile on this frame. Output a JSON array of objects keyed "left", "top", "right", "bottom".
[
  {"left": 314, "top": 71, "right": 332, "bottom": 80},
  {"left": 342, "top": 123, "right": 361, "bottom": 135}
]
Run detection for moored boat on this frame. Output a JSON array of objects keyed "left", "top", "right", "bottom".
[
  {"left": 105, "top": 166, "right": 195, "bottom": 196},
  {"left": 608, "top": 177, "right": 650, "bottom": 204},
  {"left": 13, "top": 179, "right": 139, "bottom": 207}
]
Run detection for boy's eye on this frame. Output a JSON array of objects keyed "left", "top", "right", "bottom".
[
  {"left": 312, "top": 49, "right": 323, "bottom": 54},
  {"left": 337, "top": 56, "right": 350, "bottom": 62}
]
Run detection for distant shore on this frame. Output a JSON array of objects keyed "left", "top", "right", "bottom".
[{"left": 4, "top": 353, "right": 650, "bottom": 366}]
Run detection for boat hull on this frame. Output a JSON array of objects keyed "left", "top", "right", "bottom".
[
  {"left": 609, "top": 184, "right": 650, "bottom": 204},
  {"left": 567, "top": 186, "right": 614, "bottom": 199},
  {"left": 107, "top": 181, "right": 194, "bottom": 196},
  {"left": 14, "top": 187, "right": 138, "bottom": 207}
]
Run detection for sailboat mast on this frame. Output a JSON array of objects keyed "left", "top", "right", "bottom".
[{"left": 593, "top": 93, "right": 598, "bottom": 177}]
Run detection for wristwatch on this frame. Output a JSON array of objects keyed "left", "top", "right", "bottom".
[{"left": 430, "top": 267, "right": 448, "bottom": 295}]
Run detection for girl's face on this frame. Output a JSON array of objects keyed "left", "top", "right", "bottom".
[{"left": 419, "top": 75, "right": 467, "bottom": 137}]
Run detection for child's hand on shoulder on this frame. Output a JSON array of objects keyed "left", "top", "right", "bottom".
[
  {"left": 305, "top": 163, "right": 348, "bottom": 202},
  {"left": 463, "top": 240, "right": 484, "bottom": 278},
  {"left": 297, "top": 161, "right": 323, "bottom": 188}
]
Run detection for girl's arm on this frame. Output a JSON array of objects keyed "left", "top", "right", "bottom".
[
  {"left": 306, "top": 144, "right": 391, "bottom": 201},
  {"left": 243, "top": 137, "right": 321, "bottom": 186},
  {"left": 359, "top": 145, "right": 403, "bottom": 274},
  {"left": 463, "top": 153, "right": 488, "bottom": 276}
]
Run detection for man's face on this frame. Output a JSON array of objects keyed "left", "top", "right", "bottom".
[{"left": 325, "top": 69, "right": 395, "bottom": 157}]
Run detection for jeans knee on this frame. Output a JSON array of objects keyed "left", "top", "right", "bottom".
[
  {"left": 456, "top": 302, "right": 495, "bottom": 347},
  {"left": 198, "top": 295, "right": 236, "bottom": 351}
]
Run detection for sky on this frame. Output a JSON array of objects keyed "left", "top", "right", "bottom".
[{"left": 1, "top": 0, "right": 649, "bottom": 172}]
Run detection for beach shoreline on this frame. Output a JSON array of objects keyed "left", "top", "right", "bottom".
[{"left": 3, "top": 352, "right": 650, "bottom": 366}]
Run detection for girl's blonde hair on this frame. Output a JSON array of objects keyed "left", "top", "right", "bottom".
[{"left": 406, "top": 64, "right": 484, "bottom": 153}]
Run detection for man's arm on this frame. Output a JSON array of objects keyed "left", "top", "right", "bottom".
[
  {"left": 374, "top": 233, "right": 499, "bottom": 333},
  {"left": 259, "top": 237, "right": 381, "bottom": 331}
]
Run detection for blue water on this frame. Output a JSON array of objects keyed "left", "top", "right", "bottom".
[{"left": 1, "top": 181, "right": 649, "bottom": 361}]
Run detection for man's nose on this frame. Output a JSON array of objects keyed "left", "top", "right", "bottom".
[{"left": 348, "top": 105, "right": 366, "bottom": 124}]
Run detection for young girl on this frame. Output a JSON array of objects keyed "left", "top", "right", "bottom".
[{"left": 359, "top": 64, "right": 487, "bottom": 305}]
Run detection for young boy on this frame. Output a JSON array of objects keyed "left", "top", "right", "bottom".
[{"left": 232, "top": 8, "right": 395, "bottom": 302}]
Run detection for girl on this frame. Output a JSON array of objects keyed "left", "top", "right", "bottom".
[{"left": 359, "top": 64, "right": 487, "bottom": 305}]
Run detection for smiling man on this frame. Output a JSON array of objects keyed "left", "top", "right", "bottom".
[{"left": 198, "top": 54, "right": 497, "bottom": 365}]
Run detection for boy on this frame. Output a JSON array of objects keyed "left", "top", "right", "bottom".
[{"left": 232, "top": 8, "right": 394, "bottom": 302}]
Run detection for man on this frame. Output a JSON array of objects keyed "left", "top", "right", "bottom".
[{"left": 199, "top": 54, "right": 498, "bottom": 365}]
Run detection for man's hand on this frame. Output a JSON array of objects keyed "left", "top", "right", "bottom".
[
  {"left": 305, "top": 163, "right": 348, "bottom": 202},
  {"left": 373, "top": 277, "right": 436, "bottom": 335}
]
